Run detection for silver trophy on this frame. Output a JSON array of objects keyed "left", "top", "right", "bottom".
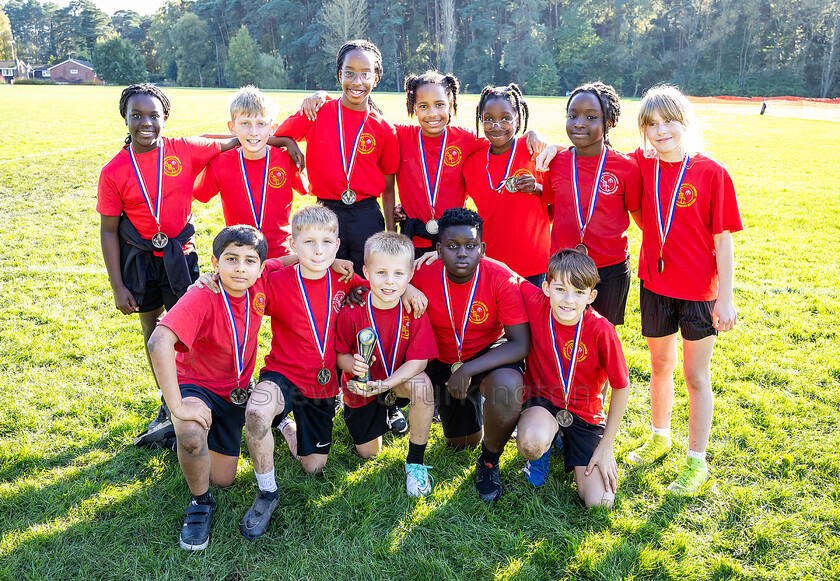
[{"left": 347, "top": 327, "right": 377, "bottom": 392}]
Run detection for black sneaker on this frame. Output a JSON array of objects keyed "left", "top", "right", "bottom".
[
  {"left": 475, "top": 460, "right": 503, "bottom": 502},
  {"left": 134, "top": 402, "right": 174, "bottom": 447},
  {"left": 432, "top": 405, "right": 442, "bottom": 424},
  {"left": 240, "top": 489, "right": 279, "bottom": 539},
  {"left": 386, "top": 404, "right": 408, "bottom": 435},
  {"left": 179, "top": 500, "right": 214, "bottom": 551}
]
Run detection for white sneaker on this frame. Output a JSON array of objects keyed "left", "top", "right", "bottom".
[{"left": 405, "top": 463, "right": 433, "bottom": 497}]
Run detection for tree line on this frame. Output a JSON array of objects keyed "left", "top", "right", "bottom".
[{"left": 2, "top": 0, "right": 838, "bottom": 98}]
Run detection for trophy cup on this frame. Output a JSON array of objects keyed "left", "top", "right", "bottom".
[{"left": 346, "top": 327, "right": 377, "bottom": 393}]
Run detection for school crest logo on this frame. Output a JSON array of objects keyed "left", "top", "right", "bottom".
[
  {"left": 252, "top": 292, "right": 266, "bottom": 317},
  {"left": 677, "top": 183, "right": 698, "bottom": 208},
  {"left": 562, "top": 340, "right": 588, "bottom": 363},
  {"left": 358, "top": 133, "right": 376, "bottom": 155},
  {"left": 332, "top": 290, "right": 346, "bottom": 313},
  {"left": 443, "top": 146, "right": 462, "bottom": 167},
  {"left": 268, "top": 167, "right": 287, "bottom": 188},
  {"left": 401, "top": 313, "right": 410, "bottom": 339},
  {"left": 599, "top": 171, "right": 620, "bottom": 195},
  {"left": 469, "top": 301, "right": 490, "bottom": 325},
  {"left": 512, "top": 168, "right": 533, "bottom": 179},
  {"left": 164, "top": 156, "right": 182, "bottom": 177}
]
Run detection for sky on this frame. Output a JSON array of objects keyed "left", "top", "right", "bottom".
[{"left": 55, "top": 0, "right": 167, "bottom": 16}]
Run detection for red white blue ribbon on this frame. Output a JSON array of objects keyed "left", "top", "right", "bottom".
[
  {"left": 442, "top": 262, "right": 481, "bottom": 361},
  {"left": 337, "top": 101, "right": 370, "bottom": 188},
  {"left": 238, "top": 147, "right": 270, "bottom": 230},
  {"left": 485, "top": 138, "right": 518, "bottom": 192},
  {"left": 654, "top": 155, "right": 690, "bottom": 257},
  {"left": 549, "top": 310, "right": 583, "bottom": 406},
  {"left": 571, "top": 146, "right": 608, "bottom": 243},
  {"left": 418, "top": 128, "right": 447, "bottom": 219},
  {"left": 219, "top": 286, "right": 251, "bottom": 382},
  {"left": 128, "top": 142, "right": 163, "bottom": 229},
  {"left": 367, "top": 300, "right": 403, "bottom": 378},
  {"left": 295, "top": 265, "right": 333, "bottom": 366}
]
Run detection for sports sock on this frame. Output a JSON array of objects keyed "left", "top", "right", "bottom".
[
  {"left": 686, "top": 449, "right": 707, "bottom": 462},
  {"left": 406, "top": 441, "right": 427, "bottom": 465},
  {"left": 255, "top": 470, "right": 278, "bottom": 493},
  {"left": 652, "top": 425, "right": 671, "bottom": 439},
  {"left": 192, "top": 490, "right": 214, "bottom": 506},
  {"left": 479, "top": 444, "right": 501, "bottom": 467}
]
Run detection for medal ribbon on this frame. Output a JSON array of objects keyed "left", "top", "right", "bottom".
[
  {"left": 366, "top": 300, "right": 403, "bottom": 377},
  {"left": 654, "top": 155, "right": 691, "bottom": 258},
  {"left": 548, "top": 311, "right": 584, "bottom": 407},
  {"left": 485, "top": 138, "right": 518, "bottom": 192},
  {"left": 571, "top": 146, "right": 608, "bottom": 243},
  {"left": 442, "top": 262, "right": 481, "bottom": 361},
  {"left": 337, "top": 101, "right": 370, "bottom": 189},
  {"left": 128, "top": 142, "right": 163, "bottom": 229},
  {"left": 219, "top": 286, "right": 251, "bottom": 382},
  {"left": 295, "top": 265, "right": 333, "bottom": 366},
  {"left": 418, "top": 128, "right": 447, "bottom": 219},
  {"left": 238, "top": 147, "right": 270, "bottom": 230}
]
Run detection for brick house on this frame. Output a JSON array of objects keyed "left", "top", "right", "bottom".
[
  {"left": 48, "top": 59, "right": 103, "bottom": 84},
  {"left": 0, "top": 59, "right": 32, "bottom": 83}
]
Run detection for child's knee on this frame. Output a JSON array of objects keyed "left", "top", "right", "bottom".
[
  {"left": 210, "top": 473, "right": 236, "bottom": 488},
  {"left": 176, "top": 424, "right": 207, "bottom": 456},
  {"left": 408, "top": 373, "right": 433, "bottom": 405},
  {"left": 650, "top": 349, "right": 678, "bottom": 372},
  {"left": 517, "top": 434, "right": 550, "bottom": 461},
  {"left": 301, "top": 455, "right": 327, "bottom": 474},
  {"left": 682, "top": 367, "right": 711, "bottom": 391},
  {"left": 245, "top": 406, "right": 272, "bottom": 438}
]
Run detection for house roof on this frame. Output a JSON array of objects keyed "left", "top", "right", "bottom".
[{"left": 48, "top": 59, "right": 95, "bottom": 71}]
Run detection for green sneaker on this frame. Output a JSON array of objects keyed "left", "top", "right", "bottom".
[
  {"left": 667, "top": 457, "right": 713, "bottom": 496},
  {"left": 626, "top": 434, "right": 672, "bottom": 466}
]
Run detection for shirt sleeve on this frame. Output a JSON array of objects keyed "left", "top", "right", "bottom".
[
  {"left": 184, "top": 137, "right": 223, "bottom": 176},
  {"left": 193, "top": 162, "right": 220, "bottom": 203},
  {"left": 711, "top": 164, "right": 743, "bottom": 235},
  {"left": 623, "top": 156, "right": 643, "bottom": 213},
  {"left": 158, "top": 288, "right": 210, "bottom": 352},
  {"left": 599, "top": 321, "right": 630, "bottom": 390},
  {"left": 377, "top": 120, "right": 401, "bottom": 175},
  {"left": 405, "top": 312, "right": 439, "bottom": 361},
  {"left": 275, "top": 111, "right": 314, "bottom": 142},
  {"left": 96, "top": 166, "right": 124, "bottom": 216},
  {"left": 493, "top": 266, "right": 530, "bottom": 326},
  {"left": 334, "top": 305, "right": 358, "bottom": 355}
]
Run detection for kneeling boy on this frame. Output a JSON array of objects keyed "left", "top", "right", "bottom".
[
  {"left": 336, "top": 232, "right": 437, "bottom": 497},
  {"left": 147, "top": 225, "right": 270, "bottom": 550},
  {"left": 516, "top": 249, "right": 630, "bottom": 508}
]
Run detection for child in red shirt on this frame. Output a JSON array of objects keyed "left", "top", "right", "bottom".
[
  {"left": 515, "top": 249, "right": 630, "bottom": 508},
  {"left": 194, "top": 85, "right": 306, "bottom": 258},
  {"left": 335, "top": 232, "right": 438, "bottom": 497},
  {"left": 625, "top": 85, "right": 743, "bottom": 496}
]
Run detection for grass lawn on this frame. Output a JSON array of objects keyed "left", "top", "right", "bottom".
[{"left": 0, "top": 84, "right": 839, "bottom": 580}]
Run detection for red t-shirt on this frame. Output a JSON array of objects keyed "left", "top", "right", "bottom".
[
  {"left": 275, "top": 98, "right": 400, "bottom": 201},
  {"left": 334, "top": 292, "right": 438, "bottom": 408},
  {"left": 411, "top": 259, "right": 529, "bottom": 364},
  {"left": 193, "top": 146, "right": 306, "bottom": 258},
  {"left": 631, "top": 150, "right": 743, "bottom": 301},
  {"left": 262, "top": 265, "right": 365, "bottom": 398},
  {"left": 463, "top": 136, "right": 550, "bottom": 277},
  {"left": 97, "top": 136, "right": 221, "bottom": 251},
  {"left": 544, "top": 147, "right": 643, "bottom": 268},
  {"left": 395, "top": 124, "right": 485, "bottom": 247},
  {"left": 521, "top": 283, "right": 629, "bottom": 425}
]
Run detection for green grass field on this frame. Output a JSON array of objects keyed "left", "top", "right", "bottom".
[{"left": 1, "top": 85, "right": 839, "bottom": 581}]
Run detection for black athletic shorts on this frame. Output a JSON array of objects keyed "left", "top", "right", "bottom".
[
  {"left": 523, "top": 396, "right": 604, "bottom": 471},
  {"left": 318, "top": 197, "right": 385, "bottom": 278},
  {"left": 121, "top": 248, "right": 199, "bottom": 313},
  {"left": 179, "top": 384, "right": 246, "bottom": 457},
  {"left": 639, "top": 281, "right": 717, "bottom": 341},
  {"left": 590, "top": 256, "right": 631, "bottom": 326},
  {"left": 343, "top": 395, "right": 411, "bottom": 445}
]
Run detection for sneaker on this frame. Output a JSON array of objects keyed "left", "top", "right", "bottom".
[
  {"left": 179, "top": 500, "right": 214, "bottom": 551},
  {"left": 386, "top": 404, "right": 408, "bottom": 435},
  {"left": 405, "top": 463, "right": 433, "bottom": 497},
  {"left": 240, "top": 489, "right": 279, "bottom": 539},
  {"left": 134, "top": 403, "right": 174, "bottom": 447},
  {"left": 432, "top": 405, "right": 442, "bottom": 424},
  {"left": 553, "top": 430, "right": 564, "bottom": 455},
  {"left": 522, "top": 448, "right": 551, "bottom": 487},
  {"left": 666, "top": 457, "right": 713, "bottom": 496},
  {"left": 626, "top": 434, "right": 672, "bottom": 467},
  {"left": 475, "top": 460, "right": 503, "bottom": 502}
]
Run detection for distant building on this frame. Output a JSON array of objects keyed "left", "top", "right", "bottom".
[
  {"left": 32, "top": 65, "right": 52, "bottom": 81},
  {"left": 0, "top": 59, "right": 33, "bottom": 83},
  {"left": 48, "top": 59, "right": 103, "bottom": 85}
]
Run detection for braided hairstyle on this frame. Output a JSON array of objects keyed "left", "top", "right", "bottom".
[
  {"left": 475, "top": 83, "right": 529, "bottom": 135},
  {"left": 566, "top": 81, "right": 621, "bottom": 147},
  {"left": 335, "top": 39, "right": 384, "bottom": 115},
  {"left": 404, "top": 70, "right": 460, "bottom": 120},
  {"left": 119, "top": 83, "right": 171, "bottom": 145}
]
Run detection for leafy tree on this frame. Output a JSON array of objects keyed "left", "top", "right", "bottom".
[
  {"left": 226, "top": 25, "right": 261, "bottom": 86},
  {"left": 320, "top": 0, "right": 367, "bottom": 58},
  {"left": 169, "top": 12, "right": 215, "bottom": 86},
  {"left": 92, "top": 34, "right": 147, "bottom": 84},
  {"left": 0, "top": 9, "right": 13, "bottom": 60}
]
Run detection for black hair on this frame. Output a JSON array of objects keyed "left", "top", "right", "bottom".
[
  {"left": 212, "top": 224, "right": 268, "bottom": 264},
  {"left": 404, "top": 70, "right": 460, "bottom": 120},
  {"left": 475, "top": 83, "right": 529, "bottom": 135},
  {"left": 119, "top": 83, "right": 171, "bottom": 146},
  {"left": 566, "top": 81, "right": 621, "bottom": 147},
  {"left": 336, "top": 39, "right": 384, "bottom": 115},
  {"left": 437, "top": 207, "right": 483, "bottom": 239}
]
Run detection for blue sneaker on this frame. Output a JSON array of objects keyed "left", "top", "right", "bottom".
[
  {"left": 554, "top": 430, "right": 564, "bottom": 454},
  {"left": 522, "top": 447, "right": 551, "bottom": 487}
]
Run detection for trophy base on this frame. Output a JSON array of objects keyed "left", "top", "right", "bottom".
[{"left": 347, "top": 379, "right": 375, "bottom": 393}]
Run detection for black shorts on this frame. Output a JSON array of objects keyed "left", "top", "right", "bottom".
[
  {"left": 318, "top": 197, "right": 385, "bottom": 277},
  {"left": 258, "top": 371, "right": 336, "bottom": 456},
  {"left": 179, "top": 384, "right": 246, "bottom": 457},
  {"left": 523, "top": 397, "right": 604, "bottom": 471},
  {"left": 640, "top": 281, "right": 717, "bottom": 341},
  {"left": 426, "top": 341, "right": 525, "bottom": 439},
  {"left": 524, "top": 272, "right": 546, "bottom": 287},
  {"left": 120, "top": 247, "right": 200, "bottom": 313},
  {"left": 343, "top": 395, "right": 411, "bottom": 445},
  {"left": 590, "top": 257, "right": 631, "bottom": 326}
]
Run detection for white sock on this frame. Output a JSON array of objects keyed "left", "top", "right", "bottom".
[
  {"left": 278, "top": 416, "right": 295, "bottom": 431},
  {"left": 255, "top": 470, "right": 278, "bottom": 493},
  {"left": 652, "top": 425, "right": 671, "bottom": 439},
  {"left": 686, "top": 449, "right": 706, "bottom": 462}
]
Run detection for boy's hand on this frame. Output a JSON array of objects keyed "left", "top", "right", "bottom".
[
  {"left": 300, "top": 91, "right": 329, "bottom": 121},
  {"left": 171, "top": 398, "right": 212, "bottom": 431},
  {"left": 331, "top": 259, "right": 355, "bottom": 282},
  {"left": 286, "top": 140, "right": 305, "bottom": 172},
  {"left": 414, "top": 251, "right": 438, "bottom": 271},
  {"left": 535, "top": 144, "right": 560, "bottom": 172},
  {"left": 344, "top": 286, "right": 366, "bottom": 309},
  {"left": 190, "top": 272, "right": 220, "bottom": 294},
  {"left": 585, "top": 442, "right": 618, "bottom": 494},
  {"left": 393, "top": 204, "right": 408, "bottom": 222},
  {"left": 712, "top": 298, "right": 738, "bottom": 332},
  {"left": 446, "top": 367, "right": 472, "bottom": 399},
  {"left": 113, "top": 284, "right": 139, "bottom": 314},
  {"left": 350, "top": 352, "right": 373, "bottom": 378},
  {"left": 401, "top": 284, "right": 428, "bottom": 317}
]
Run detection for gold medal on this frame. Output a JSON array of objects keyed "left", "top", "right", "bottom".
[
  {"left": 230, "top": 387, "right": 248, "bottom": 405},
  {"left": 341, "top": 188, "right": 356, "bottom": 205},
  {"left": 384, "top": 390, "right": 397, "bottom": 406},
  {"left": 503, "top": 176, "right": 518, "bottom": 192},
  {"left": 555, "top": 409, "right": 574, "bottom": 428},
  {"left": 451, "top": 361, "right": 463, "bottom": 373},
  {"left": 575, "top": 243, "right": 588, "bottom": 255},
  {"left": 152, "top": 231, "right": 168, "bottom": 249}
]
